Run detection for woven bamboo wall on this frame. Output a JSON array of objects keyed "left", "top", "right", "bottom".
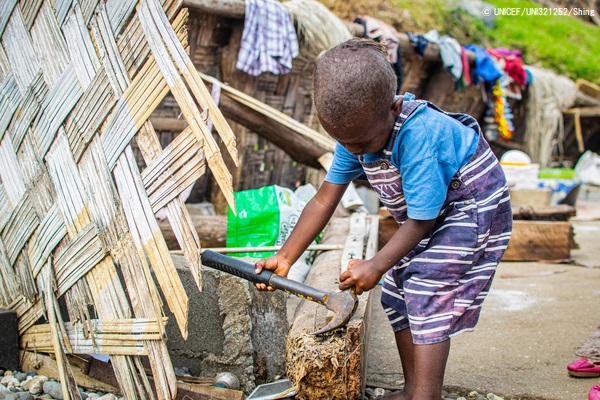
[
  {"left": 0, "top": 1, "right": 238, "bottom": 398},
  {"left": 150, "top": 11, "right": 323, "bottom": 212}
]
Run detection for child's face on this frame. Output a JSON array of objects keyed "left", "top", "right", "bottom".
[{"left": 320, "top": 111, "right": 396, "bottom": 156}]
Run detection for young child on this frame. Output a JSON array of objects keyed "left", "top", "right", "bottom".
[{"left": 255, "top": 38, "right": 512, "bottom": 400}]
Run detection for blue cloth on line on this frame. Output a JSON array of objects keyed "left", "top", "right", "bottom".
[{"left": 464, "top": 44, "right": 503, "bottom": 84}]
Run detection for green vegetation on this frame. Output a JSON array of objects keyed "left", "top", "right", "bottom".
[
  {"left": 391, "top": 0, "right": 600, "bottom": 85},
  {"left": 484, "top": 0, "right": 600, "bottom": 84},
  {"left": 325, "top": 0, "right": 599, "bottom": 84}
]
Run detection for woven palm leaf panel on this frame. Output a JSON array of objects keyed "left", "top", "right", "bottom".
[
  {"left": 0, "top": 0, "right": 237, "bottom": 398},
  {"left": 149, "top": 12, "right": 322, "bottom": 211}
]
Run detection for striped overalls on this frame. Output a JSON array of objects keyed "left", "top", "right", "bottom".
[{"left": 362, "top": 100, "right": 513, "bottom": 345}]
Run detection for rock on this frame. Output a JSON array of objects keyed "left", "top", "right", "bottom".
[
  {"left": 3, "top": 394, "right": 18, "bottom": 400},
  {"left": 487, "top": 394, "right": 504, "bottom": 400},
  {"left": 86, "top": 394, "right": 100, "bottom": 400},
  {"left": 1, "top": 379, "right": 18, "bottom": 388},
  {"left": 3, "top": 372, "right": 13, "bottom": 377},
  {"left": 97, "top": 395, "right": 117, "bottom": 400},
  {"left": 42, "top": 381, "right": 63, "bottom": 399},
  {"left": 174, "top": 367, "right": 191, "bottom": 376},
  {"left": 27, "top": 375, "right": 48, "bottom": 395},
  {"left": 23, "top": 372, "right": 36, "bottom": 379},
  {"left": 12, "top": 374, "right": 25, "bottom": 384},
  {"left": 373, "top": 388, "right": 385, "bottom": 397},
  {"left": 17, "top": 393, "right": 34, "bottom": 400},
  {"left": 0, "top": 385, "right": 5, "bottom": 392}
]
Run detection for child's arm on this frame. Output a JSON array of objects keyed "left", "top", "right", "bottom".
[
  {"left": 254, "top": 181, "right": 349, "bottom": 291},
  {"left": 339, "top": 217, "right": 435, "bottom": 295}
]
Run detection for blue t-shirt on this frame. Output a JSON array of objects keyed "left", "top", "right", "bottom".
[{"left": 325, "top": 93, "right": 479, "bottom": 220}]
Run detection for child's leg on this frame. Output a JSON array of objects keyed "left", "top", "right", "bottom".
[
  {"left": 380, "top": 331, "right": 450, "bottom": 400},
  {"left": 412, "top": 338, "right": 450, "bottom": 400},
  {"left": 395, "top": 328, "right": 415, "bottom": 397}
]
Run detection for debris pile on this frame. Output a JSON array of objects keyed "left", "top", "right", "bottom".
[{"left": 0, "top": 369, "right": 123, "bottom": 400}]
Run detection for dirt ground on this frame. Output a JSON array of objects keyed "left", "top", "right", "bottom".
[{"left": 367, "top": 219, "right": 600, "bottom": 400}]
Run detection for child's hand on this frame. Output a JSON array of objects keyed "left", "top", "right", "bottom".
[
  {"left": 338, "top": 259, "right": 382, "bottom": 295},
  {"left": 254, "top": 255, "right": 293, "bottom": 291}
]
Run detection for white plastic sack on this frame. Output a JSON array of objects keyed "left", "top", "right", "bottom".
[{"left": 575, "top": 151, "right": 600, "bottom": 186}]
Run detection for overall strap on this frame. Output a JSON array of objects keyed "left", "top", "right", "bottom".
[
  {"left": 377, "top": 99, "right": 427, "bottom": 160},
  {"left": 424, "top": 101, "right": 482, "bottom": 134}
]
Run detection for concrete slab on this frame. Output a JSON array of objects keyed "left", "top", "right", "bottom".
[
  {"left": 367, "top": 220, "right": 600, "bottom": 400},
  {"left": 163, "top": 255, "right": 288, "bottom": 394}
]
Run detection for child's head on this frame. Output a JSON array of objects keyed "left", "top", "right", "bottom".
[{"left": 314, "top": 38, "right": 400, "bottom": 155}]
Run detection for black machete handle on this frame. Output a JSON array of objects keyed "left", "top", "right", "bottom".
[
  {"left": 201, "top": 250, "right": 272, "bottom": 286},
  {"left": 200, "top": 250, "right": 329, "bottom": 305}
]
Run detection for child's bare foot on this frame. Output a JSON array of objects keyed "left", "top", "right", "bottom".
[{"left": 376, "top": 389, "right": 411, "bottom": 399}]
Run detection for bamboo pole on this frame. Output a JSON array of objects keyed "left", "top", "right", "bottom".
[
  {"left": 137, "top": 122, "right": 205, "bottom": 291},
  {"left": 137, "top": 0, "right": 236, "bottom": 212},
  {"left": 187, "top": 243, "right": 345, "bottom": 254}
]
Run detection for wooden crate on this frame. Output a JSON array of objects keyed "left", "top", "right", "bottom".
[{"left": 503, "top": 220, "right": 573, "bottom": 261}]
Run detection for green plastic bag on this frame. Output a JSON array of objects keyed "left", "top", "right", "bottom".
[
  {"left": 227, "top": 185, "right": 279, "bottom": 258},
  {"left": 226, "top": 185, "right": 307, "bottom": 259}
]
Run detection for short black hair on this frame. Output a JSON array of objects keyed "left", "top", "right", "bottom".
[{"left": 313, "top": 38, "right": 397, "bottom": 131}]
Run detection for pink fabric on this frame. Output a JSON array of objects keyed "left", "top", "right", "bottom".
[
  {"left": 461, "top": 46, "right": 471, "bottom": 86},
  {"left": 488, "top": 48, "right": 527, "bottom": 86},
  {"left": 568, "top": 358, "right": 600, "bottom": 374},
  {"left": 589, "top": 384, "right": 600, "bottom": 400}
]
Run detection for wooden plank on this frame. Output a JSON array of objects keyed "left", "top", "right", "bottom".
[
  {"left": 509, "top": 188, "right": 551, "bottom": 208},
  {"left": 512, "top": 204, "right": 576, "bottom": 221},
  {"left": 198, "top": 72, "right": 335, "bottom": 169},
  {"left": 183, "top": 0, "right": 245, "bottom": 18},
  {"left": 576, "top": 78, "right": 600, "bottom": 102},
  {"left": 176, "top": 382, "right": 245, "bottom": 400},
  {"left": 503, "top": 220, "right": 573, "bottom": 261},
  {"left": 20, "top": 351, "right": 121, "bottom": 395},
  {"left": 564, "top": 106, "right": 600, "bottom": 116},
  {"left": 574, "top": 111, "right": 585, "bottom": 152},
  {"left": 379, "top": 215, "right": 575, "bottom": 262}
]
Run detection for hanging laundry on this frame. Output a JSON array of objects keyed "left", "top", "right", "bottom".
[
  {"left": 236, "top": 0, "right": 299, "bottom": 76},
  {"left": 460, "top": 46, "right": 472, "bottom": 86},
  {"left": 488, "top": 48, "right": 527, "bottom": 86},
  {"left": 455, "top": 46, "right": 472, "bottom": 91},
  {"left": 406, "top": 32, "right": 429, "bottom": 56},
  {"left": 354, "top": 15, "right": 403, "bottom": 92},
  {"left": 464, "top": 44, "right": 503, "bottom": 84},
  {"left": 423, "top": 30, "right": 463, "bottom": 82}
]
